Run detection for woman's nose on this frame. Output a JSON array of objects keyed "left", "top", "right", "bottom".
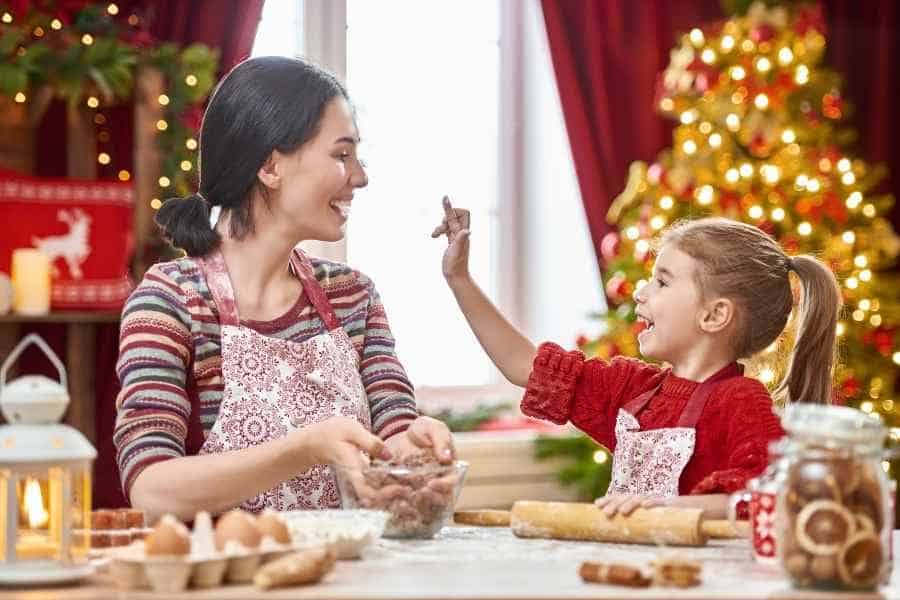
[{"left": 352, "top": 162, "right": 368, "bottom": 189}]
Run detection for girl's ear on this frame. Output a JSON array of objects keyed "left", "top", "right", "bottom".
[
  {"left": 700, "top": 297, "right": 735, "bottom": 333},
  {"left": 257, "top": 151, "right": 282, "bottom": 189}
]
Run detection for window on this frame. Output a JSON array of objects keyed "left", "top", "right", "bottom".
[{"left": 252, "top": 0, "right": 603, "bottom": 412}]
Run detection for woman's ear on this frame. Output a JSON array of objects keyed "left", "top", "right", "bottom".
[
  {"left": 700, "top": 297, "right": 735, "bottom": 333},
  {"left": 257, "top": 151, "right": 282, "bottom": 189}
]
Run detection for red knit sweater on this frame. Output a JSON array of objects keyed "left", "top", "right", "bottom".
[{"left": 521, "top": 342, "right": 785, "bottom": 495}]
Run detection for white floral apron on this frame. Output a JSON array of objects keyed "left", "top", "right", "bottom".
[
  {"left": 198, "top": 248, "right": 370, "bottom": 512},
  {"left": 607, "top": 363, "right": 742, "bottom": 497}
]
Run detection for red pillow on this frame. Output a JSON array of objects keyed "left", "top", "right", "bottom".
[{"left": 0, "top": 170, "right": 134, "bottom": 311}]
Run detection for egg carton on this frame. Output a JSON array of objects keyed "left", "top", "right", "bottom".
[{"left": 106, "top": 538, "right": 325, "bottom": 592}]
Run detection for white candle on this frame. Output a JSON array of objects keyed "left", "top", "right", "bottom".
[{"left": 11, "top": 248, "right": 51, "bottom": 315}]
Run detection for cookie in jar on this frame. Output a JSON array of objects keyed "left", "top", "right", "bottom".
[{"left": 777, "top": 404, "right": 894, "bottom": 591}]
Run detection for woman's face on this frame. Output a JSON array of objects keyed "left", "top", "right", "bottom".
[{"left": 267, "top": 97, "right": 368, "bottom": 242}]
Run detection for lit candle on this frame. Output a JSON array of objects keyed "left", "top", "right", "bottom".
[{"left": 11, "top": 249, "right": 51, "bottom": 315}]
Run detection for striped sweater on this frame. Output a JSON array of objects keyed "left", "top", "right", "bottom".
[{"left": 114, "top": 254, "right": 419, "bottom": 498}]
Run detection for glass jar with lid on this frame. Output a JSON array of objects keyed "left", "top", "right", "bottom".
[{"left": 777, "top": 404, "right": 894, "bottom": 591}]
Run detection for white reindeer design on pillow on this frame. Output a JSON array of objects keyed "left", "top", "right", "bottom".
[{"left": 31, "top": 209, "right": 92, "bottom": 280}]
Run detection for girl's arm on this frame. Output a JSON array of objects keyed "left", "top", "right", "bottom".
[{"left": 433, "top": 197, "right": 536, "bottom": 386}]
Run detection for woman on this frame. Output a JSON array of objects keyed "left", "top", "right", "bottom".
[{"left": 114, "top": 56, "right": 454, "bottom": 522}]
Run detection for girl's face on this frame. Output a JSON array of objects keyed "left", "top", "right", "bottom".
[
  {"left": 266, "top": 97, "right": 368, "bottom": 242},
  {"left": 632, "top": 245, "right": 707, "bottom": 365}
]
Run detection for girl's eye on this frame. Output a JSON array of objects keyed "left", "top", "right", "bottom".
[{"left": 656, "top": 277, "right": 668, "bottom": 288}]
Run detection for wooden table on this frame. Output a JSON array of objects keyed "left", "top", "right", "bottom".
[
  {"left": 0, "top": 311, "right": 119, "bottom": 445},
  {"left": 4, "top": 527, "right": 898, "bottom": 599}
]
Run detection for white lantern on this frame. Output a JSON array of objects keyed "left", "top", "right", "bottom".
[{"left": 0, "top": 334, "right": 96, "bottom": 585}]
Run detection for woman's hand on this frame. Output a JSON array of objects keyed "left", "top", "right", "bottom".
[
  {"left": 594, "top": 493, "right": 669, "bottom": 517},
  {"left": 385, "top": 416, "right": 456, "bottom": 464},
  {"left": 297, "top": 416, "right": 391, "bottom": 469},
  {"left": 431, "top": 196, "right": 471, "bottom": 283}
]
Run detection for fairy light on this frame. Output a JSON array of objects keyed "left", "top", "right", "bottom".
[
  {"left": 755, "top": 57, "right": 772, "bottom": 73},
  {"left": 1, "top": 12, "right": 12, "bottom": 23},
  {"left": 854, "top": 255, "right": 868, "bottom": 268},
  {"left": 699, "top": 122, "right": 713, "bottom": 134},
  {"left": 33, "top": 26, "right": 45, "bottom": 37},
  {"left": 660, "top": 98, "right": 674, "bottom": 112},
  {"left": 893, "top": 352, "right": 900, "bottom": 366},
  {"left": 842, "top": 231, "right": 856, "bottom": 244},
  {"left": 754, "top": 94, "right": 769, "bottom": 110},
  {"left": 86, "top": 96, "right": 99, "bottom": 109},
  {"left": 97, "top": 153, "right": 111, "bottom": 165},
  {"left": 180, "top": 160, "right": 192, "bottom": 171},
  {"left": 778, "top": 47, "right": 794, "bottom": 65},
  {"left": 846, "top": 277, "right": 859, "bottom": 290},
  {"left": 128, "top": 14, "right": 139, "bottom": 26},
  {"left": 689, "top": 28, "right": 705, "bottom": 46},
  {"left": 696, "top": 185, "right": 714, "bottom": 205},
  {"left": 748, "top": 205, "right": 764, "bottom": 219},
  {"left": 846, "top": 191, "right": 862, "bottom": 209},
  {"left": 14, "top": 92, "right": 26, "bottom": 103},
  {"left": 701, "top": 48, "right": 716, "bottom": 64},
  {"left": 859, "top": 269, "right": 872, "bottom": 282},
  {"left": 837, "top": 158, "right": 852, "bottom": 172},
  {"left": 185, "top": 74, "right": 198, "bottom": 86},
  {"left": 760, "top": 368, "right": 776, "bottom": 384},
  {"left": 709, "top": 133, "right": 723, "bottom": 148},
  {"left": 726, "top": 113, "right": 740, "bottom": 131},
  {"left": 156, "top": 120, "right": 168, "bottom": 131},
  {"left": 680, "top": 110, "right": 697, "bottom": 125},
  {"left": 852, "top": 309, "right": 865, "bottom": 321},
  {"left": 862, "top": 204, "right": 876, "bottom": 218},
  {"left": 118, "top": 170, "right": 130, "bottom": 182},
  {"left": 741, "top": 39, "right": 755, "bottom": 53},
  {"left": 683, "top": 140, "right": 697, "bottom": 155},
  {"left": 836, "top": 322, "right": 846, "bottom": 336},
  {"left": 721, "top": 35, "right": 735, "bottom": 51},
  {"left": 795, "top": 65, "right": 810, "bottom": 84},
  {"left": 781, "top": 129, "right": 796, "bottom": 143},
  {"left": 107, "top": 3, "right": 119, "bottom": 15},
  {"left": 885, "top": 400, "right": 896, "bottom": 412},
  {"left": 870, "top": 315, "right": 882, "bottom": 327},
  {"left": 730, "top": 66, "right": 746, "bottom": 81},
  {"left": 625, "top": 226, "right": 640, "bottom": 241},
  {"left": 636, "top": 240, "right": 651, "bottom": 255},
  {"left": 593, "top": 450, "right": 609, "bottom": 464},
  {"left": 841, "top": 172, "right": 856, "bottom": 185},
  {"left": 81, "top": 34, "right": 94, "bottom": 45},
  {"left": 860, "top": 401, "right": 873, "bottom": 413},
  {"left": 50, "top": 18, "right": 62, "bottom": 30},
  {"left": 761, "top": 164, "right": 781, "bottom": 184},
  {"left": 797, "top": 222, "right": 812, "bottom": 236},
  {"left": 858, "top": 299, "right": 871, "bottom": 311},
  {"left": 186, "top": 138, "right": 198, "bottom": 151},
  {"left": 818, "top": 158, "right": 832, "bottom": 172},
  {"left": 659, "top": 195, "right": 674, "bottom": 210},
  {"left": 806, "top": 178, "right": 821, "bottom": 193},
  {"left": 771, "top": 208, "right": 785, "bottom": 221},
  {"left": 725, "top": 169, "right": 739, "bottom": 183},
  {"left": 795, "top": 174, "right": 809, "bottom": 189},
  {"left": 158, "top": 94, "right": 170, "bottom": 106},
  {"left": 150, "top": 198, "right": 162, "bottom": 210},
  {"left": 739, "top": 163, "right": 754, "bottom": 178},
  {"left": 158, "top": 176, "right": 171, "bottom": 188},
  {"left": 650, "top": 216, "right": 666, "bottom": 231}
]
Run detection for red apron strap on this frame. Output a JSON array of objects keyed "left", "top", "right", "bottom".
[
  {"left": 289, "top": 249, "right": 341, "bottom": 331},
  {"left": 197, "top": 250, "right": 240, "bottom": 327},
  {"left": 676, "top": 362, "right": 744, "bottom": 428},
  {"left": 621, "top": 382, "right": 664, "bottom": 420}
]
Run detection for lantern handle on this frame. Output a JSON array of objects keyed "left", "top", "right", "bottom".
[{"left": 0, "top": 333, "right": 68, "bottom": 391}]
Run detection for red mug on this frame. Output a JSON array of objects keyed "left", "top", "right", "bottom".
[{"left": 729, "top": 477, "right": 777, "bottom": 564}]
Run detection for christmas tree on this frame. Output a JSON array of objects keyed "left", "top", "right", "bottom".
[{"left": 539, "top": 1, "right": 899, "bottom": 500}]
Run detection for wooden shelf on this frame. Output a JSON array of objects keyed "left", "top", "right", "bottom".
[{"left": 0, "top": 311, "right": 120, "bottom": 324}]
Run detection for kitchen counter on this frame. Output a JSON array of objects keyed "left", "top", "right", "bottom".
[{"left": 3, "top": 527, "right": 898, "bottom": 599}]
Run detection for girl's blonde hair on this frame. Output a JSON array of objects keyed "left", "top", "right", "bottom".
[{"left": 661, "top": 217, "right": 842, "bottom": 405}]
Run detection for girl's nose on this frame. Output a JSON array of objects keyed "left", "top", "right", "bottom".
[{"left": 633, "top": 283, "right": 646, "bottom": 304}]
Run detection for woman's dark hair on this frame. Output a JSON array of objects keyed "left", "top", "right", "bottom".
[{"left": 155, "top": 56, "right": 349, "bottom": 256}]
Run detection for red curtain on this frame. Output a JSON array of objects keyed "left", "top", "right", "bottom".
[{"left": 542, "top": 0, "right": 900, "bottom": 267}]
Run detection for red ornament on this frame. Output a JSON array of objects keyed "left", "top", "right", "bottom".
[
  {"left": 575, "top": 334, "right": 589, "bottom": 348},
  {"left": 839, "top": 376, "right": 861, "bottom": 399},
  {"left": 750, "top": 24, "right": 776, "bottom": 43},
  {"left": 600, "top": 231, "right": 621, "bottom": 262},
  {"left": 605, "top": 274, "right": 632, "bottom": 303},
  {"left": 794, "top": 4, "right": 827, "bottom": 36}
]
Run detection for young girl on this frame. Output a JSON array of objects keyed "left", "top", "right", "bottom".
[{"left": 433, "top": 198, "right": 842, "bottom": 519}]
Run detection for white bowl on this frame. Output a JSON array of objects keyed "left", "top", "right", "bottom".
[{"left": 283, "top": 509, "right": 388, "bottom": 559}]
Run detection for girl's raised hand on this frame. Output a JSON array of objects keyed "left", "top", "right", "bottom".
[{"left": 431, "top": 196, "right": 471, "bottom": 282}]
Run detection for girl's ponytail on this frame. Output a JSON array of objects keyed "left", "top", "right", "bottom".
[{"left": 773, "top": 255, "right": 842, "bottom": 405}]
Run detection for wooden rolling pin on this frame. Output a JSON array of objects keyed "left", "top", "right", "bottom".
[{"left": 510, "top": 501, "right": 748, "bottom": 546}]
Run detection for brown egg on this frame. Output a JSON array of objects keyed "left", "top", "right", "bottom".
[
  {"left": 256, "top": 510, "right": 291, "bottom": 544},
  {"left": 214, "top": 510, "right": 261, "bottom": 551},
  {"left": 145, "top": 514, "right": 191, "bottom": 556}
]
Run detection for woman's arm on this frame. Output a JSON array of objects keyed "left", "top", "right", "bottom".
[
  {"left": 433, "top": 197, "right": 536, "bottom": 386},
  {"left": 130, "top": 417, "right": 387, "bottom": 523}
]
